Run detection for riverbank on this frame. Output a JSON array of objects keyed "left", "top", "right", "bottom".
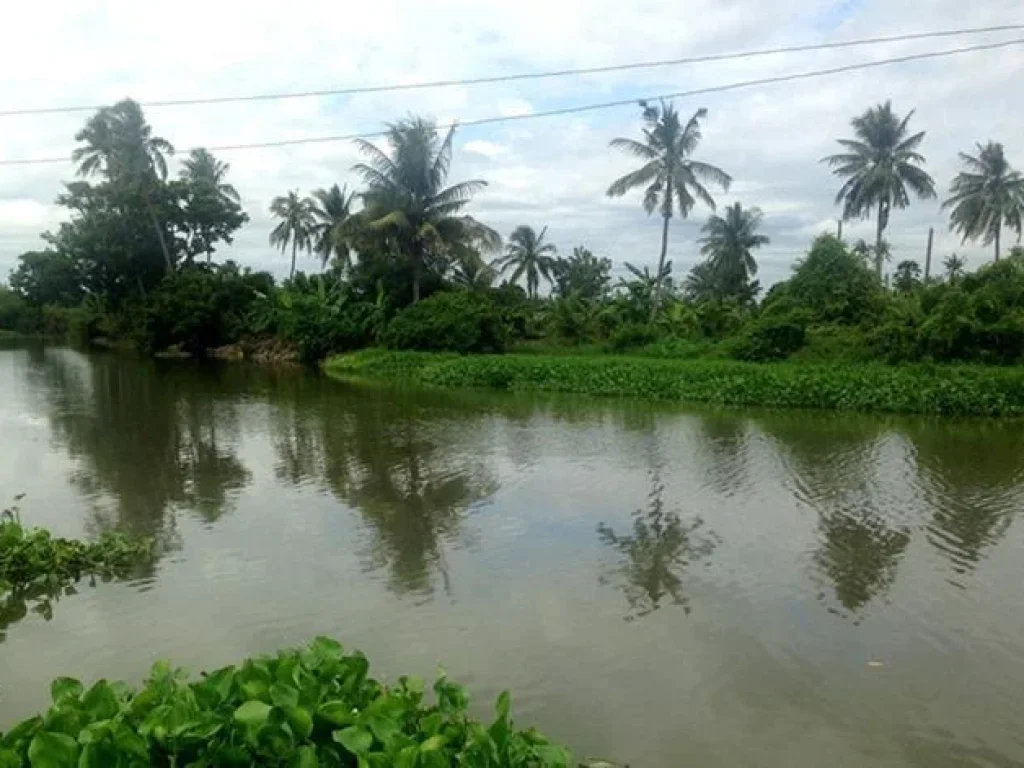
[{"left": 325, "top": 350, "right": 1024, "bottom": 416}]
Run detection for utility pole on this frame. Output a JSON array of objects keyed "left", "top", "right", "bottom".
[
  {"left": 837, "top": 219, "right": 843, "bottom": 240},
  {"left": 924, "top": 227, "right": 934, "bottom": 280}
]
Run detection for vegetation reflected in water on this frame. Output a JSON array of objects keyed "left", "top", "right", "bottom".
[
  {"left": 597, "top": 472, "right": 718, "bottom": 621},
  {"left": 6, "top": 345, "right": 1024, "bottom": 766}
]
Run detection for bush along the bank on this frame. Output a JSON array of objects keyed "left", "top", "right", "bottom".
[
  {"left": 0, "top": 503, "right": 153, "bottom": 596},
  {"left": 0, "top": 636, "right": 574, "bottom": 767},
  {"left": 327, "top": 351, "right": 1024, "bottom": 417},
  {"left": 382, "top": 291, "right": 509, "bottom": 354}
]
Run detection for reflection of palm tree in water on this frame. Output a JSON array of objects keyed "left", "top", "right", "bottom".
[
  {"left": 32, "top": 352, "right": 249, "bottom": 541},
  {"left": 758, "top": 414, "right": 910, "bottom": 620},
  {"left": 597, "top": 473, "right": 718, "bottom": 621},
  {"left": 908, "top": 425, "right": 1024, "bottom": 582},
  {"left": 814, "top": 506, "right": 910, "bottom": 618},
  {"left": 270, "top": 389, "right": 498, "bottom": 598},
  {"left": 330, "top": 416, "right": 496, "bottom": 597}
]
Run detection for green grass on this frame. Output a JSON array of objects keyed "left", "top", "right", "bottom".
[{"left": 325, "top": 350, "right": 1024, "bottom": 417}]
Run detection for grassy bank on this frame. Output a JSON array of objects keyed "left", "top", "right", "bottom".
[{"left": 325, "top": 350, "right": 1024, "bottom": 417}]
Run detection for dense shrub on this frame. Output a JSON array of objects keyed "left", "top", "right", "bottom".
[
  {"left": 140, "top": 263, "right": 272, "bottom": 355},
  {"left": 0, "top": 637, "right": 572, "bottom": 767},
  {"left": 271, "top": 290, "right": 375, "bottom": 363},
  {"left": 790, "top": 325, "right": 872, "bottom": 363},
  {"left": 0, "top": 287, "right": 40, "bottom": 335},
  {"left": 607, "top": 322, "right": 660, "bottom": 352},
  {"left": 382, "top": 291, "right": 508, "bottom": 353},
  {"left": 724, "top": 313, "right": 809, "bottom": 362},
  {"left": 775, "top": 235, "right": 884, "bottom": 325}
]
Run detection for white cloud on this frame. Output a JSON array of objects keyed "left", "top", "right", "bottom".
[
  {"left": 0, "top": 0, "right": 1022, "bottom": 287},
  {"left": 464, "top": 140, "right": 508, "bottom": 158}
]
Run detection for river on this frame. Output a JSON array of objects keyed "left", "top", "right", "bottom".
[{"left": 2, "top": 342, "right": 1024, "bottom": 766}]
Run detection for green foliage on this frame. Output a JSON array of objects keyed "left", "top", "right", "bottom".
[
  {"left": 892, "top": 259, "right": 922, "bottom": 295},
  {"left": 178, "top": 149, "right": 249, "bottom": 266},
  {"left": 328, "top": 351, "right": 1024, "bottom": 417},
  {"left": 723, "top": 312, "right": 809, "bottom": 362},
  {"left": 0, "top": 502, "right": 152, "bottom": 599},
  {"left": 869, "top": 258, "right": 1024, "bottom": 364},
  {"left": 943, "top": 141, "right": 1024, "bottom": 260},
  {"left": 789, "top": 325, "right": 872, "bottom": 363},
  {"left": 607, "top": 101, "right": 731, "bottom": 319},
  {"left": 0, "top": 637, "right": 572, "bottom": 767},
  {"left": 496, "top": 226, "right": 557, "bottom": 299},
  {"left": 550, "top": 246, "right": 611, "bottom": 301},
  {"left": 382, "top": 291, "right": 508, "bottom": 354},
  {"left": 775, "top": 234, "right": 883, "bottom": 324},
  {"left": 695, "top": 202, "right": 768, "bottom": 304},
  {"left": 545, "top": 293, "right": 606, "bottom": 343},
  {"left": 824, "top": 100, "right": 936, "bottom": 277},
  {"left": 354, "top": 117, "right": 499, "bottom": 303},
  {"left": 8, "top": 251, "right": 84, "bottom": 307},
  {"left": 0, "top": 287, "right": 39, "bottom": 335},
  {"left": 261, "top": 278, "right": 376, "bottom": 364},
  {"left": 607, "top": 323, "right": 660, "bottom": 353},
  {"left": 139, "top": 263, "right": 273, "bottom": 355}
]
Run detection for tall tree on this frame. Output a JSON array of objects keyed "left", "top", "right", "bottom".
[
  {"left": 353, "top": 118, "right": 498, "bottom": 303},
  {"left": 72, "top": 99, "right": 176, "bottom": 271},
  {"left": 496, "top": 225, "right": 557, "bottom": 299},
  {"left": 824, "top": 101, "right": 936, "bottom": 279},
  {"left": 179, "top": 148, "right": 248, "bottom": 265},
  {"left": 607, "top": 101, "right": 731, "bottom": 321},
  {"left": 310, "top": 184, "right": 357, "bottom": 270},
  {"left": 943, "top": 142, "right": 1024, "bottom": 261},
  {"left": 697, "top": 202, "right": 769, "bottom": 303},
  {"left": 269, "top": 191, "right": 315, "bottom": 279}
]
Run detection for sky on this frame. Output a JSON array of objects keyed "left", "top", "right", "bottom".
[{"left": 0, "top": 0, "right": 1022, "bottom": 288}]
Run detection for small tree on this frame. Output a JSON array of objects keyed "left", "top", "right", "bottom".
[
  {"left": 269, "top": 191, "right": 315, "bottom": 279},
  {"left": 893, "top": 260, "right": 922, "bottom": 294}
]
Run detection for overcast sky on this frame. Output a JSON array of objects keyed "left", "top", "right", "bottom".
[{"left": 0, "top": 0, "right": 1022, "bottom": 287}]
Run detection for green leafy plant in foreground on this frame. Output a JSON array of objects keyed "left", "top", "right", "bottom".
[{"left": 0, "top": 636, "right": 573, "bottom": 767}]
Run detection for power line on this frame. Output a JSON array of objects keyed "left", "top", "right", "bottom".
[
  {"left": 1, "top": 24, "right": 1022, "bottom": 118},
  {"left": 1, "top": 37, "right": 1020, "bottom": 168}
]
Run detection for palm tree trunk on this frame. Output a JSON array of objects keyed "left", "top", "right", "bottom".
[
  {"left": 650, "top": 212, "right": 671, "bottom": 322},
  {"left": 146, "top": 197, "right": 173, "bottom": 273},
  {"left": 290, "top": 241, "right": 297, "bottom": 279},
  {"left": 874, "top": 202, "right": 886, "bottom": 280},
  {"left": 995, "top": 227, "right": 1001, "bottom": 262}
]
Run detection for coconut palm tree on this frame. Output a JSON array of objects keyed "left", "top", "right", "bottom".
[
  {"left": 697, "top": 203, "right": 769, "bottom": 302},
  {"left": 496, "top": 225, "right": 557, "bottom": 298},
  {"left": 179, "top": 148, "right": 245, "bottom": 264},
  {"left": 607, "top": 101, "right": 731, "bottom": 321},
  {"left": 73, "top": 99, "right": 175, "bottom": 271},
  {"left": 353, "top": 117, "right": 499, "bottom": 302},
  {"left": 942, "top": 142, "right": 1024, "bottom": 261},
  {"left": 180, "top": 148, "right": 239, "bottom": 202},
  {"left": 269, "top": 191, "right": 315, "bottom": 279},
  {"left": 449, "top": 250, "right": 497, "bottom": 291},
  {"left": 943, "top": 253, "right": 966, "bottom": 282},
  {"left": 310, "top": 184, "right": 357, "bottom": 270},
  {"left": 823, "top": 101, "right": 936, "bottom": 279}
]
